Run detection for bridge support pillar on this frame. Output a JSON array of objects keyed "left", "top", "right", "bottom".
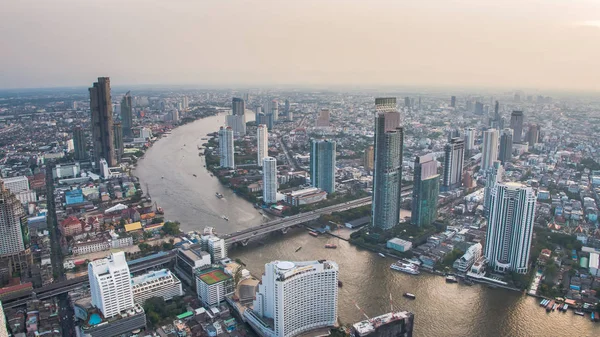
[{"left": 281, "top": 228, "right": 289, "bottom": 234}]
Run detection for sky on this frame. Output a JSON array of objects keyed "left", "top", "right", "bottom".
[{"left": 1, "top": 0, "right": 600, "bottom": 91}]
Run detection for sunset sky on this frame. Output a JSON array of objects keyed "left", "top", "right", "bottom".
[{"left": 1, "top": 0, "right": 599, "bottom": 91}]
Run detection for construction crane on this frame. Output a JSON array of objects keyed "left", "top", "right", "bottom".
[{"left": 353, "top": 300, "right": 370, "bottom": 321}]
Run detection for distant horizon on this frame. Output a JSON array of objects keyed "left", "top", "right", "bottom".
[{"left": 2, "top": 1, "right": 600, "bottom": 93}]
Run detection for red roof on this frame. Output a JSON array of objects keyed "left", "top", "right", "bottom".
[
  {"left": 0, "top": 282, "right": 33, "bottom": 296},
  {"left": 61, "top": 216, "right": 82, "bottom": 227}
]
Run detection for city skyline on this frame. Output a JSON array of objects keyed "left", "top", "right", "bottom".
[{"left": 2, "top": 1, "right": 600, "bottom": 92}]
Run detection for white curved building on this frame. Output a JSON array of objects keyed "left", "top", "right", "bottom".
[
  {"left": 244, "top": 260, "right": 339, "bottom": 337},
  {"left": 484, "top": 182, "right": 536, "bottom": 274}
]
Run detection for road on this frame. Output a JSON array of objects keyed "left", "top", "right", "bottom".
[{"left": 223, "top": 185, "right": 413, "bottom": 245}]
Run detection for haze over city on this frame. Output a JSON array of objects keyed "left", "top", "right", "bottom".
[{"left": 2, "top": 0, "right": 600, "bottom": 91}]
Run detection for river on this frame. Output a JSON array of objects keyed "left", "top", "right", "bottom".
[{"left": 134, "top": 114, "right": 597, "bottom": 337}]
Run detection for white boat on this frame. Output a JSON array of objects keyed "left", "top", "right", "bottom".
[
  {"left": 574, "top": 311, "right": 585, "bottom": 316},
  {"left": 378, "top": 253, "right": 386, "bottom": 258},
  {"left": 445, "top": 275, "right": 458, "bottom": 283},
  {"left": 390, "top": 262, "right": 420, "bottom": 275}
]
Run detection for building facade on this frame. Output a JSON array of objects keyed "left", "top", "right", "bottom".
[
  {"left": 498, "top": 128, "right": 513, "bottom": 165},
  {"left": 88, "top": 252, "right": 135, "bottom": 318},
  {"left": 89, "top": 77, "right": 117, "bottom": 168},
  {"left": 0, "top": 179, "right": 29, "bottom": 258},
  {"left": 207, "top": 236, "right": 227, "bottom": 263},
  {"left": 121, "top": 91, "right": 133, "bottom": 138},
  {"left": 244, "top": 260, "right": 338, "bottom": 337},
  {"left": 481, "top": 129, "right": 499, "bottom": 171},
  {"left": 363, "top": 145, "right": 374, "bottom": 171},
  {"left": 218, "top": 126, "right": 235, "bottom": 169},
  {"left": 484, "top": 182, "right": 536, "bottom": 274},
  {"left": 195, "top": 267, "right": 234, "bottom": 307},
  {"left": 510, "top": 110, "right": 524, "bottom": 143},
  {"left": 310, "top": 139, "right": 336, "bottom": 194},
  {"left": 463, "top": 127, "right": 476, "bottom": 154},
  {"left": 262, "top": 157, "right": 277, "bottom": 204},
  {"left": 411, "top": 155, "right": 440, "bottom": 227},
  {"left": 372, "top": 98, "right": 404, "bottom": 230},
  {"left": 131, "top": 269, "right": 183, "bottom": 305},
  {"left": 113, "top": 122, "right": 123, "bottom": 164},
  {"left": 73, "top": 126, "right": 87, "bottom": 160},
  {"left": 442, "top": 138, "right": 464, "bottom": 191},
  {"left": 257, "top": 124, "right": 268, "bottom": 167},
  {"left": 315, "top": 109, "right": 330, "bottom": 127},
  {"left": 483, "top": 161, "right": 504, "bottom": 219}
]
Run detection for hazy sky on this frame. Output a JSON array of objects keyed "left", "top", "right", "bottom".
[{"left": 1, "top": 0, "right": 600, "bottom": 91}]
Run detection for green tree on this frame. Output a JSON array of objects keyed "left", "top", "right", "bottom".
[{"left": 162, "top": 221, "right": 181, "bottom": 235}]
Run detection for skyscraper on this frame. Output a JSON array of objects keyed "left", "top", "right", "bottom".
[
  {"left": 375, "top": 97, "right": 401, "bottom": 132},
  {"left": 90, "top": 77, "right": 117, "bottom": 168},
  {"left": 284, "top": 99, "right": 290, "bottom": 118},
  {"left": 73, "top": 126, "right": 87, "bottom": 160},
  {"left": 257, "top": 124, "right": 268, "bottom": 167},
  {"left": 463, "top": 127, "right": 476, "bottom": 154},
  {"left": 484, "top": 182, "right": 536, "bottom": 274},
  {"left": 88, "top": 252, "right": 135, "bottom": 318},
  {"left": 264, "top": 100, "right": 278, "bottom": 122},
  {"left": 262, "top": 157, "right": 277, "bottom": 204},
  {"left": 121, "top": 91, "right": 133, "bottom": 137},
  {"left": 498, "top": 128, "right": 513, "bottom": 164},
  {"left": 244, "top": 260, "right": 338, "bottom": 337},
  {"left": 481, "top": 129, "right": 499, "bottom": 171},
  {"left": 411, "top": 155, "right": 440, "bottom": 227},
  {"left": 254, "top": 106, "right": 263, "bottom": 124},
  {"left": 310, "top": 139, "right": 336, "bottom": 193},
  {"left": 527, "top": 124, "right": 540, "bottom": 147},
  {"left": 474, "top": 101, "right": 484, "bottom": 115},
  {"left": 363, "top": 145, "right": 374, "bottom": 171},
  {"left": 442, "top": 137, "right": 464, "bottom": 191},
  {"left": 228, "top": 97, "right": 247, "bottom": 136},
  {"left": 404, "top": 96, "right": 411, "bottom": 108},
  {"left": 218, "top": 126, "right": 235, "bottom": 168},
  {"left": 450, "top": 96, "right": 456, "bottom": 108},
  {"left": 510, "top": 110, "right": 524, "bottom": 143},
  {"left": 113, "top": 122, "right": 123, "bottom": 164},
  {"left": 372, "top": 98, "right": 403, "bottom": 230},
  {"left": 483, "top": 161, "right": 504, "bottom": 219},
  {"left": 316, "top": 108, "right": 331, "bottom": 127},
  {"left": 0, "top": 179, "right": 29, "bottom": 258}
]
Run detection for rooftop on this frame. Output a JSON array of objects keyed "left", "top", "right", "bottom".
[{"left": 198, "top": 268, "right": 231, "bottom": 285}]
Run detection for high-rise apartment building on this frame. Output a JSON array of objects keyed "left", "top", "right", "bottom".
[
  {"left": 528, "top": 124, "right": 540, "bottom": 147},
  {"left": 182, "top": 96, "right": 189, "bottom": 111},
  {"left": 474, "top": 101, "right": 484, "bottom": 115},
  {"left": 372, "top": 98, "right": 404, "bottom": 230},
  {"left": 73, "top": 126, "right": 87, "bottom": 160},
  {"left": 498, "top": 128, "right": 513, "bottom": 164},
  {"left": 485, "top": 182, "right": 536, "bottom": 274},
  {"left": 218, "top": 126, "right": 235, "bottom": 169},
  {"left": 113, "top": 122, "right": 123, "bottom": 164},
  {"left": 510, "top": 110, "right": 524, "bottom": 143},
  {"left": 450, "top": 96, "right": 456, "bottom": 108},
  {"left": 264, "top": 100, "right": 278, "bottom": 122},
  {"left": 404, "top": 97, "right": 411, "bottom": 108},
  {"left": 363, "top": 145, "right": 374, "bottom": 171},
  {"left": 483, "top": 161, "right": 504, "bottom": 219},
  {"left": 375, "top": 97, "right": 400, "bottom": 132},
  {"left": 463, "top": 127, "right": 476, "bottom": 154},
  {"left": 244, "top": 260, "right": 338, "bottom": 337},
  {"left": 90, "top": 77, "right": 117, "bottom": 168},
  {"left": 88, "top": 252, "right": 135, "bottom": 318},
  {"left": 310, "top": 140, "right": 336, "bottom": 193},
  {"left": 316, "top": 108, "right": 331, "bottom": 127},
  {"left": 284, "top": 99, "right": 290, "bottom": 119},
  {"left": 207, "top": 236, "right": 227, "bottom": 263},
  {"left": 0, "top": 179, "right": 29, "bottom": 262},
  {"left": 227, "top": 97, "right": 246, "bottom": 136},
  {"left": 442, "top": 137, "right": 464, "bottom": 191},
  {"left": 262, "top": 157, "right": 277, "bottom": 204},
  {"left": 257, "top": 124, "right": 268, "bottom": 167},
  {"left": 481, "top": 129, "right": 499, "bottom": 171},
  {"left": 121, "top": 91, "right": 133, "bottom": 137},
  {"left": 411, "top": 155, "right": 440, "bottom": 227}
]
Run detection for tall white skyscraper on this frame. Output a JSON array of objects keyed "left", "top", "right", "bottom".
[
  {"left": 464, "top": 127, "right": 476, "bottom": 153},
  {"left": 262, "top": 157, "right": 277, "bottom": 204},
  {"left": 244, "top": 260, "right": 338, "bottom": 337},
  {"left": 0, "top": 179, "right": 28, "bottom": 257},
  {"left": 481, "top": 129, "right": 499, "bottom": 172},
  {"left": 310, "top": 139, "right": 336, "bottom": 193},
  {"left": 485, "top": 182, "right": 536, "bottom": 274},
  {"left": 208, "top": 236, "right": 227, "bottom": 263},
  {"left": 88, "top": 252, "right": 134, "bottom": 318},
  {"left": 257, "top": 124, "right": 268, "bottom": 167},
  {"left": 219, "top": 126, "right": 235, "bottom": 168},
  {"left": 227, "top": 97, "right": 246, "bottom": 136}
]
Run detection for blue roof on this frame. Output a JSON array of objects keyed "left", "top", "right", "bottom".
[
  {"left": 127, "top": 251, "right": 168, "bottom": 265},
  {"left": 88, "top": 313, "right": 101, "bottom": 325}
]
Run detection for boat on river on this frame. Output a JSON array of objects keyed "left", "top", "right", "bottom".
[
  {"left": 445, "top": 275, "right": 458, "bottom": 283},
  {"left": 403, "top": 293, "right": 416, "bottom": 300},
  {"left": 222, "top": 215, "right": 229, "bottom": 221}
]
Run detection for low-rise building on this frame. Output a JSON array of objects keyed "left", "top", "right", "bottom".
[
  {"left": 174, "top": 244, "right": 211, "bottom": 285},
  {"left": 386, "top": 238, "right": 413, "bottom": 253},
  {"left": 131, "top": 269, "right": 183, "bottom": 305},
  {"left": 453, "top": 243, "right": 482, "bottom": 273},
  {"left": 283, "top": 187, "right": 327, "bottom": 206}
]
